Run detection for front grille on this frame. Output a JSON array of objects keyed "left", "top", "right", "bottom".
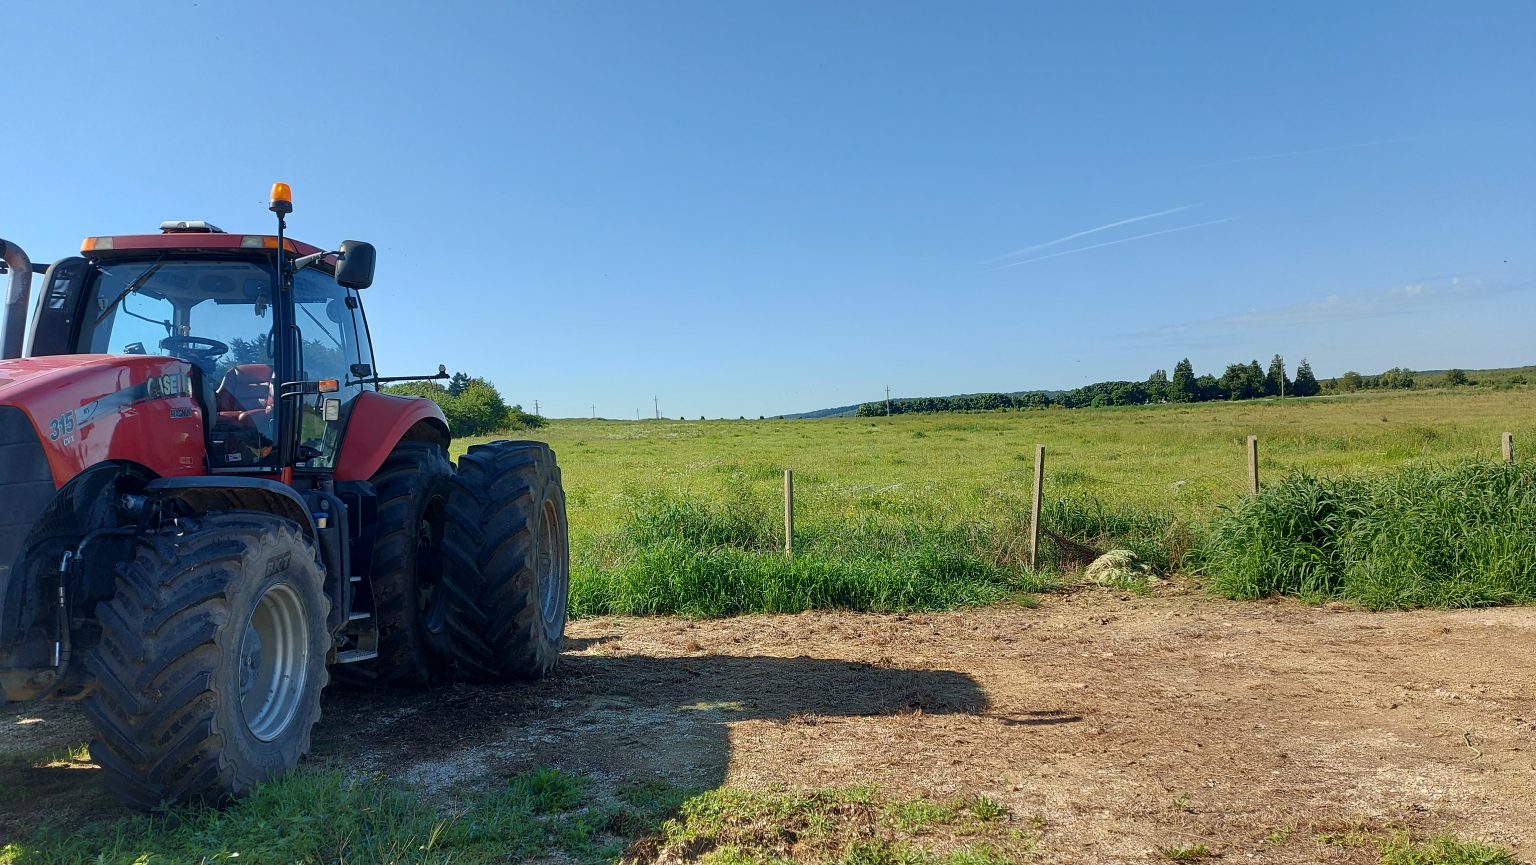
[{"left": 0, "top": 406, "right": 55, "bottom": 646}]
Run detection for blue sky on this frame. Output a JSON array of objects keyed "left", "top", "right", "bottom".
[{"left": 4, "top": 1, "right": 1532, "bottom": 418}]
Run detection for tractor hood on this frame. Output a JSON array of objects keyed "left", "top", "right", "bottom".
[{"left": 0, "top": 356, "right": 124, "bottom": 404}]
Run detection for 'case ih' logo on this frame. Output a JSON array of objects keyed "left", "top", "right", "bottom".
[{"left": 146, "top": 373, "right": 190, "bottom": 399}]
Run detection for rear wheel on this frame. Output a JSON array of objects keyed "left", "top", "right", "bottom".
[
  {"left": 351, "top": 440, "right": 455, "bottom": 688},
  {"left": 83, "top": 512, "right": 328, "bottom": 810},
  {"left": 443, "top": 441, "right": 570, "bottom": 681}
]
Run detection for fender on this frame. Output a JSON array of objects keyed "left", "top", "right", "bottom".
[
  {"left": 332, "top": 391, "right": 451, "bottom": 482},
  {"left": 146, "top": 476, "right": 315, "bottom": 535}
]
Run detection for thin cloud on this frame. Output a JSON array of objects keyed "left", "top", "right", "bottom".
[
  {"left": 985, "top": 205, "right": 1195, "bottom": 263},
  {"left": 1148, "top": 276, "right": 1531, "bottom": 337},
  {"left": 984, "top": 218, "right": 1236, "bottom": 272},
  {"left": 1189, "top": 136, "right": 1418, "bottom": 169}
]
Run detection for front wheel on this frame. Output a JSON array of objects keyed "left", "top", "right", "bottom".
[
  {"left": 83, "top": 512, "right": 329, "bottom": 810},
  {"left": 442, "top": 441, "right": 570, "bottom": 682}
]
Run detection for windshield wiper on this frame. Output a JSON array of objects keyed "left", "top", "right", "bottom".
[
  {"left": 297, "top": 304, "right": 344, "bottom": 350},
  {"left": 93, "top": 257, "right": 167, "bottom": 330}
]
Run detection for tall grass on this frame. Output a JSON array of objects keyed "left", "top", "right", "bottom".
[
  {"left": 1197, "top": 461, "right": 1536, "bottom": 608},
  {"left": 1041, "top": 493, "right": 1187, "bottom": 571},
  {"left": 570, "top": 486, "right": 1043, "bottom": 617},
  {"left": 567, "top": 477, "right": 1185, "bottom": 617}
]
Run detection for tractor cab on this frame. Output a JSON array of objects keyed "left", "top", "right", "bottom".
[
  {"left": 34, "top": 194, "right": 380, "bottom": 475},
  {"left": 65, "top": 246, "right": 374, "bottom": 470}
]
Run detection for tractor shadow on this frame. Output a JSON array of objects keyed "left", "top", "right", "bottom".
[
  {"left": 0, "top": 715, "right": 118, "bottom": 839},
  {"left": 313, "top": 646, "right": 996, "bottom": 798},
  {"left": 2, "top": 644, "right": 1071, "bottom": 847}
]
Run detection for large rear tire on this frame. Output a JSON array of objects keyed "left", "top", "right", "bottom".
[
  {"left": 83, "top": 512, "right": 329, "bottom": 810},
  {"left": 443, "top": 441, "right": 570, "bottom": 682},
  {"left": 350, "top": 440, "right": 455, "bottom": 688}
]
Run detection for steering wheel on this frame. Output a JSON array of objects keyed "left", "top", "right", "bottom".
[{"left": 159, "top": 335, "right": 230, "bottom": 366}]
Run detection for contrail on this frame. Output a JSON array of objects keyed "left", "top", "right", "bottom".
[
  {"left": 1189, "top": 136, "right": 1418, "bottom": 169},
  {"left": 985, "top": 218, "right": 1235, "bottom": 271},
  {"left": 985, "top": 205, "right": 1195, "bottom": 263}
]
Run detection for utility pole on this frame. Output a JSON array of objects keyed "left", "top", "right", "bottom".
[
  {"left": 885, "top": 386, "right": 891, "bottom": 416},
  {"left": 653, "top": 395, "right": 659, "bottom": 420},
  {"left": 591, "top": 404, "right": 595, "bottom": 419},
  {"left": 533, "top": 400, "right": 540, "bottom": 415}
]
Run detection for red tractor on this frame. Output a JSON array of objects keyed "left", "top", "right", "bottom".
[{"left": 0, "top": 185, "right": 570, "bottom": 809}]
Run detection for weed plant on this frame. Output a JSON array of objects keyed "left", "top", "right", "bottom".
[{"left": 1198, "top": 461, "right": 1536, "bottom": 608}]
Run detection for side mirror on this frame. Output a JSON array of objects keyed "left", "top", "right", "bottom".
[{"left": 334, "top": 240, "right": 375, "bottom": 289}]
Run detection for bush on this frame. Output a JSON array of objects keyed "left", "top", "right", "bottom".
[
  {"left": 1196, "top": 461, "right": 1536, "bottom": 608},
  {"left": 383, "top": 374, "right": 544, "bottom": 436}
]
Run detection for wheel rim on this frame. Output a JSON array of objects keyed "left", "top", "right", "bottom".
[
  {"left": 239, "top": 583, "right": 310, "bottom": 742},
  {"left": 537, "top": 499, "right": 567, "bottom": 628}
]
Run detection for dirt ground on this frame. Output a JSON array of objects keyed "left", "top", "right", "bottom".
[{"left": 4, "top": 585, "right": 1533, "bottom": 863}]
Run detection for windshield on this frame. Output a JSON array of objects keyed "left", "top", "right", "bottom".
[
  {"left": 79, "top": 259, "right": 281, "bottom": 467},
  {"left": 82, "top": 259, "right": 277, "bottom": 377}
]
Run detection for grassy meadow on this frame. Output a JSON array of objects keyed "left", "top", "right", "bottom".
[{"left": 456, "top": 387, "right": 1536, "bottom": 614}]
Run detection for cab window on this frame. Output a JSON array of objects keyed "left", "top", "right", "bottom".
[{"left": 293, "top": 268, "right": 372, "bottom": 468}]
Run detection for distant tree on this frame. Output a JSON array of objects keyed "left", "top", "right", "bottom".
[
  {"left": 1291, "top": 359, "right": 1320, "bottom": 396},
  {"left": 227, "top": 337, "right": 269, "bottom": 367},
  {"left": 1220, "top": 363, "right": 1264, "bottom": 400},
  {"left": 1265, "top": 354, "right": 1289, "bottom": 397},
  {"left": 452, "top": 379, "right": 512, "bottom": 434},
  {"left": 384, "top": 373, "right": 540, "bottom": 435},
  {"left": 1444, "top": 368, "right": 1470, "bottom": 386},
  {"left": 1195, "top": 374, "right": 1225, "bottom": 402},
  {"left": 1146, "top": 369, "right": 1170, "bottom": 403},
  {"left": 1340, "top": 371, "right": 1363, "bottom": 392},
  {"left": 447, "top": 371, "right": 471, "bottom": 396},
  {"left": 1378, "top": 367, "right": 1415, "bottom": 389},
  {"left": 1170, "top": 358, "right": 1197, "bottom": 402},
  {"left": 385, "top": 380, "right": 449, "bottom": 401}
]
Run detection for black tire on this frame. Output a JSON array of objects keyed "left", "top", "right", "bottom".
[
  {"left": 351, "top": 440, "right": 455, "bottom": 688},
  {"left": 443, "top": 441, "right": 570, "bottom": 682},
  {"left": 83, "top": 512, "right": 329, "bottom": 810}
]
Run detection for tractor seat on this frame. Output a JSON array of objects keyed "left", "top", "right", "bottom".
[{"left": 215, "top": 364, "right": 274, "bottom": 425}]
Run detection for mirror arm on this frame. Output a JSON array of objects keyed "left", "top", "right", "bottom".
[
  {"left": 290, "top": 250, "right": 336, "bottom": 273},
  {"left": 348, "top": 364, "right": 450, "bottom": 389}
]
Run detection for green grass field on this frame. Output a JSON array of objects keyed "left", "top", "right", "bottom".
[{"left": 457, "top": 388, "right": 1536, "bottom": 614}]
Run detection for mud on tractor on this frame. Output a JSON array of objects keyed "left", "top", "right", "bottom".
[{"left": 0, "top": 185, "right": 569, "bottom": 809}]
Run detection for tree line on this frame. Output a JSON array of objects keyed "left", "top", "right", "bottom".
[
  {"left": 384, "top": 371, "right": 544, "bottom": 436},
  {"left": 857, "top": 355, "right": 1323, "bottom": 416}
]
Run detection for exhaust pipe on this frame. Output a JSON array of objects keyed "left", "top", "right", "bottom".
[{"left": 1, "top": 238, "right": 32, "bottom": 360}]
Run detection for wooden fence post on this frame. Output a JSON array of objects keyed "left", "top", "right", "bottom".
[
  {"left": 1503, "top": 432, "right": 1515, "bottom": 463},
  {"left": 783, "top": 469, "right": 794, "bottom": 557},
  {"left": 1247, "top": 435, "right": 1260, "bottom": 495},
  {"left": 1029, "top": 445, "right": 1045, "bottom": 570}
]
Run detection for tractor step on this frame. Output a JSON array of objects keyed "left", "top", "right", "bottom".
[
  {"left": 349, "top": 575, "right": 361, "bottom": 583},
  {"left": 334, "top": 648, "right": 378, "bottom": 664},
  {"left": 347, "top": 611, "right": 371, "bottom": 622}
]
